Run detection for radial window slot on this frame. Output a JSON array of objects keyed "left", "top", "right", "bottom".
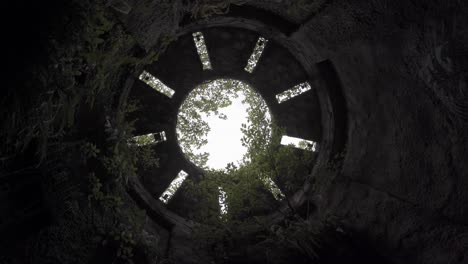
[
  {"left": 159, "top": 170, "right": 189, "bottom": 204},
  {"left": 245, "top": 37, "right": 268, "bottom": 73},
  {"left": 193, "top": 32, "right": 212, "bottom": 70},
  {"left": 276, "top": 82, "right": 312, "bottom": 103},
  {"left": 139, "top": 71, "right": 175, "bottom": 98},
  {"left": 218, "top": 186, "right": 228, "bottom": 215},
  {"left": 130, "top": 131, "right": 167, "bottom": 146},
  {"left": 281, "top": 135, "right": 318, "bottom": 152},
  {"left": 262, "top": 177, "right": 285, "bottom": 200}
]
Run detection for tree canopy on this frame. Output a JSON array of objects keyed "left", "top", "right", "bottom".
[
  {"left": 175, "top": 79, "right": 316, "bottom": 220},
  {"left": 176, "top": 79, "right": 270, "bottom": 169}
]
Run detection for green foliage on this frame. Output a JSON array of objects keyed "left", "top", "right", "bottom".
[
  {"left": 183, "top": 121, "right": 315, "bottom": 219},
  {"left": 265, "top": 217, "right": 324, "bottom": 260},
  {"left": 88, "top": 173, "right": 124, "bottom": 209},
  {"left": 177, "top": 76, "right": 315, "bottom": 221},
  {"left": 99, "top": 228, "right": 138, "bottom": 262},
  {"left": 177, "top": 79, "right": 251, "bottom": 168},
  {"left": 139, "top": 71, "right": 175, "bottom": 97},
  {"left": 0, "top": 0, "right": 164, "bottom": 166},
  {"left": 239, "top": 86, "right": 272, "bottom": 163},
  {"left": 176, "top": 75, "right": 320, "bottom": 263},
  {"left": 0, "top": 1, "right": 171, "bottom": 263},
  {"left": 81, "top": 142, "right": 101, "bottom": 159},
  {"left": 276, "top": 82, "right": 312, "bottom": 103},
  {"left": 179, "top": 103, "right": 317, "bottom": 263},
  {"left": 27, "top": 167, "right": 149, "bottom": 264},
  {"left": 188, "top": 202, "right": 332, "bottom": 263},
  {"left": 0, "top": 0, "right": 329, "bottom": 262}
]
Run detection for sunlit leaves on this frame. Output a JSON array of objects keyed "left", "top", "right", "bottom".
[
  {"left": 139, "top": 71, "right": 175, "bottom": 98},
  {"left": 276, "top": 82, "right": 312, "bottom": 103},
  {"left": 177, "top": 79, "right": 258, "bottom": 169},
  {"left": 130, "top": 132, "right": 166, "bottom": 146},
  {"left": 281, "top": 135, "right": 318, "bottom": 152},
  {"left": 262, "top": 177, "right": 285, "bottom": 200},
  {"left": 177, "top": 77, "right": 316, "bottom": 220},
  {"left": 245, "top": 37, "right": 268, "bottom": 73},
  {"left": 218, "top": 187, "right": 228, "bottom": 215},
  {"left": 193, "top": 32, "right": 212, "bottom": 70},
  {"left": 240, "top": 87, "right": 272, "bottom": 163},
  {"left": 159, "top": 170, "right": 189, "bottom": 204}
]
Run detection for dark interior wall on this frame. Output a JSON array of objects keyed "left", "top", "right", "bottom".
[
  {"left": 292, "top": 1, "right": 468, "bottom": 263},
  {"left": 105, "top": 1, "right": 467, "bottom": 263}
]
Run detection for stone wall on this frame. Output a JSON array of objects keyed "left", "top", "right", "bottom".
[
  {"left": 295, "top": 1, "right": 468, "bottom": 263},
  {"left": 114, "top": 1, "right": 468, "bottom": 263}
]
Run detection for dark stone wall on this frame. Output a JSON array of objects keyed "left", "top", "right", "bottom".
[
  {"left": 117, "top": 1, "right": 468, "bottom": 263},
  {"left": 130, "top": 25, "right": 323, "bottom": 199},
  {"left": 293, "top": 1, "right": 468, "bottom": 263}
]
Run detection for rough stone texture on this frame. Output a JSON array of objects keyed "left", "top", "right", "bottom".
[
  {"left": 120, "top": 1, "right": 468, "bottom": 263},
  {"left": 118, "top": 0, "right": 186, "bottom": 49},
  {"left": 117, "top": 0, "right": 330, "bottom": 48},
  {"left": 246, "top": 0, "right": 330, "bottom": 24},
  {"left": 294, "top": 1, "right": 468, "bottom": 263},
  {"left": 130, "top": 26, "right": 323, "bottom": 199},
  {"left": 127, "top": 177, "right": 209, "bottom": 264}
]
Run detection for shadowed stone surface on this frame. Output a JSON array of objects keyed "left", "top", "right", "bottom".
[
  {"left": 292, "top": 1, "right": 468, "bottom": 263},
  {"left": 120, "top": 1, "right": 468, "bottom": 264},
  {"left": 130, "top": 26, "right": 324, "bottom": 207}
]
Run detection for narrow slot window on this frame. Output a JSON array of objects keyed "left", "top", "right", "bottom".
[
  {"left": 193, "top": 32, "right": 212, "bottom": 70},
  {"left": 281, "top": 135, "right": 318, "bottom": 152},
  {"left": 139, "top": 71, "right": 175, "bottom": 98},
  {"left": 263, "top": 177, "right": 285, "bottom": 200},
  {"left": 130, "top": 131, "right": 166, "bottom": 146},
  {"left": 218, "top": 187, "right": 228, "bottom": 215},
  {"left": 276, "top": 82, "right": 312, "bottom": 103},
  {"left": 159, "top": 170, "right": 189, "bottom": 204},
  {"left": 245, "top": 37, "right": 268, "bottom": 73}
]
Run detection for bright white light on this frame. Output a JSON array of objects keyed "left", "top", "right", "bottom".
[
  {"left": 193, "top": 32, "right": 212, "bottom": 70},
  {"left": 276, "top": 82, "right": 312, "bottom": 103},
  {"left": 159, "top": 170, "right": 188, "bottom": 204},
  {"left": 199, "top": 93, "right": 249, "bottom": 169},
  {"left": 177, "top": 80, "right": 271, "bottom": 170},
  {"left": 262, "top": 177, "right": 285, "bottom": 200},
  {"left": 281, "top": 135, "right": 318, "bottom": 152},
  {"left": 130, "top": 131, "right": 166, "bottom": 146},
  {"left": 218, "top": 186, "right": 228, "bottom": 215},
  {"left": 245, "top": 37, "right": 268, "bottom": 73},
  {"left": 139, "top": 71, "right": 175, "bottom": 98}
]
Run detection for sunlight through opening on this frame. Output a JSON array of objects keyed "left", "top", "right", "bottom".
[
  {"left": 276, "top": 82, "right": 312, "bottom": 103},
  {"left": 176, "top": 79, "right": 270, "bottom": 170},
  {"left": 193, "top": 32, "right": 213, "bottom": 70},
  {"left": 218, "top": 186, "right": 228, "bottom": 215},
  {"left": 139, "top": 71, "right": 175, "bottom": 98},
  {"left": 281, "top": 135, "right": 318, "bottom": 152},
  {"left": 130, "top": 131, "right": 167, "bottom": 146},
  {"left": 159, "top": 170, "right": 189, "bottom": 204},
  {"left": 262, "top": 177, "right": 285, "bottom": 200},
  {"left": 245, "top": 37, "right": 268, "bottom": 73}
]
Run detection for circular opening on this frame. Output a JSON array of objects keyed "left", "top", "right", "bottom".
[{"left": 176, "top": 79, "right": 271, "bottom": 170}]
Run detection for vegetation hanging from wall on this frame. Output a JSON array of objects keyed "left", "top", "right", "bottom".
[
  {"left": 0, "top": 0, "right": 169, "bottom": 263},
  {"left": 0, "top": 0, "right": 341, "bottom": 264},
  {"left": 173, "top": 78, "right": 324, "bottom": 264}
]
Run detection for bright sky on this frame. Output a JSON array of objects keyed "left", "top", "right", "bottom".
[{"left": 198, "top": 92, "right": 249, "bottom": 169}]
